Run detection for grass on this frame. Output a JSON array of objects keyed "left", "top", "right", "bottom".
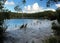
[
  {"left": 44, "top": 36, "right": 60, "bottom": 43},
  {"left": 52, "top": 22, "right": 60, "bottom": 31}
]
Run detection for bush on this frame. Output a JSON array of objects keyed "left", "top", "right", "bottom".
[
  {"left": 0, "top": 20, "right": 7, "bottom": 43},
  {"left": 52, "top": 22, "right": 60, "bottom": 36},
  {"left": 52, "top": 22, "right": 60, "bottom": 30},
  {"left": 44, "top": 36, "right": 60, "bottom": 43}
]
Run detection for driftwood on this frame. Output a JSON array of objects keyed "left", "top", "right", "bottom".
[{"left": 20, "top": 24, "right": 27, "bottom": 29}]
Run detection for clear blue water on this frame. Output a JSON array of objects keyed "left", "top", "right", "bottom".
[
  {"left": 5, "top": 19, "right": 33, "bottom": 25},
  {"left": 4, "top": 19, "right": 33, "bottom": 29}
]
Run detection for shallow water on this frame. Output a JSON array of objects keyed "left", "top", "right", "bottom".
[{"left": 4, "top": 19, "right": 54, "bottom": 43}]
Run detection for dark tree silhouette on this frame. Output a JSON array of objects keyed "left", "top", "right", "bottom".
[
  {"left": 0, "top": 0, "right": 7, "bottom": 43},
  {"left": 56, "top": 7, "right": 60, "bottom": 23},
  {"left": 40, "top": 0, "right": 60, "bottom": 7},
  {"left": 14, "top": 5, "right": 22, "bottom": 13},
  {"left": 21, "top": 0, "right": 60, "bottom": 7}
]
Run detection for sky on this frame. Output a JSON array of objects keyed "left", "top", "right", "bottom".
[{"left": 4, "top": 0, "right": 60, "bottom": 13}]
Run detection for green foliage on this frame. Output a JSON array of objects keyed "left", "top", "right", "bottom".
[
  {"left": 0, "top": 0, "right": 6, "bottom": 11},
  {"left": 22, "top": 0, "right": 26, "bottom": 4},
  {"left": 0, "top": 20, "right": 4, "bottom": 43},
  {"left": 8, "top": 11, "right": 57, "bottom": 20},
  {"left": 52, "top": 22, "right": 60, "bottom": 36},
  {"left": 0, "top": 10, "right": 58, "bottom": 20},
  {"left": 0, "top": 12, "right": 9, "bottom": 42},
  {"left": 48, "top": 37, "right": 57, "bottom": 43},
  {"left": 14, "top": 5, "right": 22, "bottom": 12},
  {"left": 52, "top": 25, "right": 60, "bottom": 31},
  {"left": 32, "top": 40, "right": 35, "bottom": 43},
  {"left": 44, "top": 36, "right": 60, "bottom": 43},
  {"left": 0, "top": 12, "right": 10, "bottom": 20},
  {"left": 46, "top": 37, "right": 57, "bottom": 43},
  {"left": 0, "top": 0, "right": 8, "bottom": 42},
  {"left": 40, "top": 0, "right": 60, "bottom": 7},
  {"left": 56, "top": 8, "right": 60, "bottom": 23}
]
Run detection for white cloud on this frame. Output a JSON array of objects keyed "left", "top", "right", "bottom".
[
  {"left": 23, "top": 3, "right": 55, "bottom": 13},
  {"left": 25, "top": 5, "right": 31, "bottom": 11},
  {"left": 23, "top": 3, "right": 44, "bottom": 13},
  {"left": 44, "top": 8, "right": 56, "bottom": 12},
  {"left": 5, "top": 1, "right": 15, "bottom": 5},
  {"left": 32, "top": 3, "right": 40, "bottom": 11},
  {"left": 55, "top": 4, "right": 60, "bottom": 7}
]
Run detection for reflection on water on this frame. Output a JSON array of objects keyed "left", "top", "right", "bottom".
[{"left": 3, "top": 19, "right": 59, "bottom": 43}]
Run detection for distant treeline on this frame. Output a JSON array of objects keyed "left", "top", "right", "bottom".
[{"left": 0, "top": 10, "right": 60, "bottom": 21}]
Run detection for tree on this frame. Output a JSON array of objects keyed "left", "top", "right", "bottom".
[
  {"left": 14, "top": 0, "right": 26, "bottom": 18},
  {"left": 0, "top": 0, "right": 7, "bottom": 43},
  {"left": 56, "top": 7, "right": 60, "bottom": 23},
  {"left": 14, "top": 5, "right": 22, "bottom": 13},
  {"left": 0, "top": 0, "right": 6, "bottom": 12},
  {"left": 14, "top": 0, "right": 26, "bottom": 13},
  {"left": 21, "top": 0, "right": 60, "bottom": 7},
  {"left": 22, "top": 0, "right": 26, "bottom": 4},
  {"left": 40, "top": 0, "right": 60, "bottom": 7}
]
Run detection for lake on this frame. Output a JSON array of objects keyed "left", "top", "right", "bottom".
[{"left": 4, "top": 19, "right": 57, "bottom": 43}]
